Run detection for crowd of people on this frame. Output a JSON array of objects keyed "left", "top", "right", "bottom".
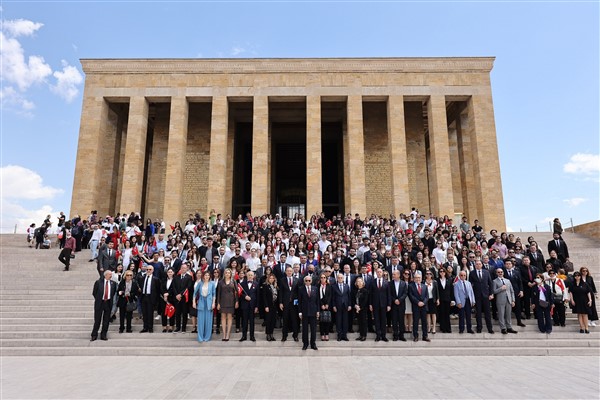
[{"left": 40, "top": 210, "right": 598, "bottom": 347}]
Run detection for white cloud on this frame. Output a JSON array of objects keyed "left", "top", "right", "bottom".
[
  {"left": 0, "top": 31, "right": 52, "bottom": 91},
  {"left": 1, "top": 165, "right": 63, "bottom": 200},
  {"left": 231, "top": 46, "right": 245, "bottom": 56},
  {"left": 1, "top": 18, "right": 44, "bottom": 37},
  {"left": 563, "top": 197, "right": 588, "bottom": 207},
  {"left": 563, "top": 153, "right": 600, "bottom": 176},
  {"left": 50, "top": 60, "right": 83, "bottom": 102},
  {"left": 0, "top": 201, "right": 60, "bottom": 234}
]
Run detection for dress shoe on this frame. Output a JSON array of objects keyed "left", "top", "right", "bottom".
[
  {"left": 191, "top": 329, "right": 197, "bottom": 334},
  {"left": 311, "top": 345, "right": 318, "bottom": 350},
  {"left": 501, "top": 329, "right": 507, "bottom": 334},
  {"left": 162, "top": 328, "right": 167, "bottom": 333},
  {"left": 507, "top": 329, "right": 518, "bottom": 334},
  {"left": 585, "top": 330, "right": 590, "bottom": 334},
  {"left": 422, "top": 337, "right": 431, "bottom": 342},
  {"left": 517, "top": 322, "right": 526, "bottom": 327},
  {"left": 100, "top": 337, "right": 108, "bottom": 341},
  {"left": 348, "top": 329, "right": 355, "bottom": 333},
  {"left": 488, "top": 330, "right": 495, "bottom": 334},
  {"left": 413, "top": 337, "right": 418, "bottom": 342},
  {"left": 476, "top": 329, "right": 482, "bottom": 333},
  {"left": 302, "top": 344, "right": 308, "bottom": 350},
  {"left": 140, "top": 329, "right": 148, "bottom": 333},
  {"left": 174, "top": 328, "right": 181, "bottom": 333},
  {"left": 148, "top": 329, "right": 153, "bottom": 333},
  {"left": 90, "top": 337, "right": 97, "bottom": 342},
  {"left": 337, "top": 338, "right": 342, "bottom": 342},
  {"left": 63, "top": 267, "right": 69, "bottom": 271},
  {"left": 399, "top": 337, "right": 406, "bottom": 342},
  {"left": 355, "top": 337, "right": 362, "bottom": 341},
  {"left": 281, "top": 337, "right": 287, "bottom": 342},
  {"left": 459, "top": 330, "right": 464, "bottom": 334},
  {"left": 381, "top": 337, "right": 389, "bottom": 342},
  {"left": 239, "top": 337, "right": 247, "bottom": 342},
  {"left": 342, "top": 337, "right": 349, "bottom": 341},
  {"left": 250, "top": 337, "right": 256, "bottom": 342},
  {"left": 360, "top": 337, "right": 366, "bottom": 341},
  {"left": 293, "top": 336, "right": 299, "bottom": 342},
  {"left": 375, "top": 337, "right": 380, "bottom": 342},
  {"left": 126, "top": 329, "right": 132, "bottom": 333},
  {"left": 119, "top": 328, "right": 124, "bottom": 334},
  {"left": 393, "top": 337, "right": 398, "bottom": 342},
  {"left": 467, "top": 330, "right": 475, "bottom": 334}
]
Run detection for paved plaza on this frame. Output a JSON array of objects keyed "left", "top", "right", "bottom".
[{"left": 2, "top": 355, "right": 598, "bottom": 399}]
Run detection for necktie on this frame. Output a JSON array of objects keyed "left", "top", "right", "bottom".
[
  {"left": 289, "top": 278, "right": 292, "bottom": 288},
  {"left": 556, "top": 240, "right": 559, "bottom": 248},
  {"left": 345, "top": 275, "right": 349, "bottom": 286},
  {"left": 508, "top": 270, "right": 512, "bottom": 278},
  {"left": 143, "top": 276, "right": 149, "bottom": 295},
  {"left": 417, "top": 284, "right": 422, "bottom": 296},
  {"left": 478, "top": 270, "right": 482, "bottom": 280},
  {"left": 307, "top": 287, "right": 311, "bottom": 297},
  {"left": 528, "top": 268, "right": 533, "bottom": 281},
  {"left": 501, "top": 278, "right": 505, "bottom": 285},
  {"left": 378, "top": 279, "right": 381, "bottom": 289},
  {"left": 108, "top": 250, "right": 111, "bottom": 257},
  {"left": 552, "top": 280, "right": 556, "bottom": 294},
  {"left": 103, "top": 281, "right": 109, "bottom": 300},
  {"left": 339, "top": 283, "right": 343, "bottom": 293},
  {"left": 462, "top": 281, "right": 467, "bottom": 296}
]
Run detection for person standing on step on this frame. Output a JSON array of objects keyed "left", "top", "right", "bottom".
[
  {"left": 454, "top": 270, "right": 476, "bottom": 334},
  {"left": 139, "top": 265, "right": 160, "bottom": 333},
  {"left": 279, "top": 266, "right": 300, "bottom": 342},
  {"left": 91, "top": 270, "right": 117, "bottom": 341},
  {"left": 239, "top": 271, "right": 258, "bottom": 342},
  {"left": 174, "top": 262, "right": 193, "bottom": 333},
  {"left": 531, "top": 273, "right": 554, "bottom": 334},
  {"left": 298, "top": 274, "right": 319, "bottom": 350},
  {"left": 469, "top": 260, "right": 495, "bottom": 334},
  {"left": 408, "top": 271, "right": 430, "bottom": 342},
  {"left": 493, "top": 268, "right": 518, "bottom": 334},
  {"left": 58, "top": 231, "right": 76, "bottom": 271},
  {"left": 117, "top": 270, "right": 139, "bottom": 333},
  {"left": 193, "top": 270, "right": 216, "bottom": 342}
]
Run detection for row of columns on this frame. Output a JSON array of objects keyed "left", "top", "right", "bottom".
[{"left": 72, "top": 93, "right": 504, "bottom": 230}]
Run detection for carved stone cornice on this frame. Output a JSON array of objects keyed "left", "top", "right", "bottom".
[{"left": 81, "top": 57, "right": 495, "bottom": 75}]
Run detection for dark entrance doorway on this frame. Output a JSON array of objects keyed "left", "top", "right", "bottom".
[
  {"left": 232, "top": 122, "right": 252, "bottom": 217},
  {"left": 321, "top": 101, "right": 346, "bottom": 218}
]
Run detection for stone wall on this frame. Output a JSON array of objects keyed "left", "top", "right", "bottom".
[
  {"left": 363, "top": 102, "right": 392, "bottom": 216},
  {"left": 573, "top": 221, "right": 600, "bottom": 241},
  {"left": 144, "top": 103, "right": 170, "bottom": 220},
  {"left": 405, "top": 102, "right": 430, "bottom": 214},
  {"left": 183, "top": 103, "right": 211, "bottom": 219}
]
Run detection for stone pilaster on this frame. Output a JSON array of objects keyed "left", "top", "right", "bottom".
[
  {"left": 345, "top": 95, "right": 367, "bottom": 217},
  {"left": 119, "top": 96, "right": 149, "bottom": 214},
  {"left": 70, "top": 95, "right": 110, "bottom": 218},
  {"left": 251, "top": 96, "right": 269, "bottom": 216},
  {"left": 387, "top": 95, "right": 410, "bottom": 216},
  {"left": 427, "top": 95, "right": 454, "bottom": 218},
  {"left": 306, "top": 96, "right": 322, "bottom": 217},
  {"left": 206, "top": 96, "right": 229, "bottom": 217},
  {"left": 162, "top": 97, "right": 188, "bottom": 229},
  {"left": 466, "top": 94, "right": 506, "bottom": 231}
]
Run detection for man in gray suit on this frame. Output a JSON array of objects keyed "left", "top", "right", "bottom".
[
  {"left": 97, "top": 241, "right": 118, "bottom": 277},
  {"left": 493, "top": 268, "right": 518, "bottom": 334},
  {"left": 454, "top": 270, "right": 476, "bottom": 334}
]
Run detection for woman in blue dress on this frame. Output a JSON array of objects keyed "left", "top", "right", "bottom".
[{"left": 193, "top": 270, "right": 216, "bottom": 342}]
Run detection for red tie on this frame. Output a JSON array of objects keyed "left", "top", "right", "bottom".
[
  {"left": 417, "top": 284, "right": 422, "bottom": 296},
  {"left": 289, "top": 278, "right": 292, "bottom": 288},
  {"left": 307, "top": 287, "right": 311, "bottom": 297},
  {"left": 103, "top": 281, "right": 109, "bottom": 300},
  {"left": 378, "top": 279, "right": 381, "bottom": 289}
]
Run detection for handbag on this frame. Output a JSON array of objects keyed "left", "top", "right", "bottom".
[
  {"left": 320, "top": 310, "right": 332, "bottom": 323},
  {"left": 539, "top": 299, "right": 549, "bottom": 308},
  {"left": 126, "top": 300, "right": 137, "bottom": 312}
]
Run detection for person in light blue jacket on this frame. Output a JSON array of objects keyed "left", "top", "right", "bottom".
[
  {"left": 193, "top": 270, "right": 216, "bottom": 342},
  {"left": 454, "top": 270, "right": 476, "bottom": 334}
]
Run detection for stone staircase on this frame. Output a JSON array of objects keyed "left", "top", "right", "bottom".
[{"left": 1, "top": 232, "right": 599, "bottom": 356}]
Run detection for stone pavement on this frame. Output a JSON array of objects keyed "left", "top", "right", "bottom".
[{"left": 2, "top": 355, "right": 599, "bottom": 399}]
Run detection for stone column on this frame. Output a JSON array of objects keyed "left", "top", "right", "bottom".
[
  {"left": 466, "top": 94, "right": 506, "bottom": 231},
  {"left": 70, "top": 96, "right": 111, "bottom": 218},
  {"left": 162, "top": 97, "right": 189, "bottom": 229},
  {"left": 206, "top": 96, "right": 229, "bottom": 216},
  {"left": 427, "top": 95, "right": 454, "bottom": 218},
  {"left": 306, "top": 95, "right": 322, "bottom": 217},
  {"left": 119, "top": 96, "right": 149, "bottom": 214},
  {"left": 251, "top": 96, "right": 269, "bottom": 216},
  {"left": 345, "top": 95, "right": 367, "bottom": 217},
  {"left": 387, "top": 95, "right": 411, "bottom": 216}
]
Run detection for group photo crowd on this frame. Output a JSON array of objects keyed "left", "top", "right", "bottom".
[{"left": 30, "top": 210, "right": 598, "bottom": 350}]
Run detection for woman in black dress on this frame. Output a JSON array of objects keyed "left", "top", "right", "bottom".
[
  {"left": 424, "top": 270, "right": 439, "bottom": 334},
  {"left": 569, "top": 271, "right": 593, "bottom": 334},
  {"left": 117, "top": 270, "right": 139, "bottom": 333},
  {"left": 262, "top": 273, "right": 279, "bottom": 341},
  {"left": 318, "top": 273, "right": 332, "bottom": 341},
  {"left": 580, "top": 267, "right": 598, "bottom": 326},
  {"left": 354, "top": 276, "right": 369, "bottom": 341},
  {"left": 436, "top": 267, "right": 454, "bottom": 333}
]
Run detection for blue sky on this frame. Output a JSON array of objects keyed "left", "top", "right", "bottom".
[{"left": 1, "top": 1, "right": 598, "bottom": 233}]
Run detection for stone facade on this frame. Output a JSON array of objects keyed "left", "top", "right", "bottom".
[{"left": 70, "top": 57, "right": 506, "bottom": 231}]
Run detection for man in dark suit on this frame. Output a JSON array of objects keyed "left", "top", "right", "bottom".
[
  {"left": 408, "top": 272, "right": 430, "bottom": 342},
  {"left": 389, "top": 270, "right": 408, "bottom": 341},
  {"left": 298, "top": 274, "right": 319, "bottom": 350},
  {"left": 503, "top": 260, "right": 526, "bottom": 327},
  {"left": 520, "top": 256, "right": 537, "bottom": 319},
  {"left": 547, "top": 233, "right": 569, "bottom": 263},
  {"left": 273, "top": 254, "right": 288, "bottom": 281},
  {"left": 239, "top": 271, "right": 259, "bottom": 341},
  {"left": 279, "top": 266, "right": 299, "bottom": 342},
  {"left": 97, "top": 241, "right": 118, "bottom": 277},
  {"left": 341, "top": 264, "right": 356, "bottom": 333},
  {"left": 469, "top": 260, "right": 495, "bottom": 334},
  {"left": 91, "top": 270, "right": 117, "bottom": 341},
  {"left": 527, "top": 243, "right": 545, "bottom": 272},
  {"left": 332, "top": 272, "right": 351, "bottom": 341},
  {"left": 174, "top": 263, "right": 192, "bottom": 333},
  {"left": 385, "top": 256, "right": 403, "bottom": 278},
  {"left": 369, "top": 268, "right": 391, "bottom": 341},
  {"left": 139, "top": 265, "right": 160, "bottom": 333},
  {"left": 170, "top": 250, "right": 182, "bottom": 274}
]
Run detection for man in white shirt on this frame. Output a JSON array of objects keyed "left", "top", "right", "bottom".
[
  {"left": 245, "top": 248, "right": 261, "bottom": 272},
  {"left": 89, "top": 224, "right": 103, "bottom": 262}
]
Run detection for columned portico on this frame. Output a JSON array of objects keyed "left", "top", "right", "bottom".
[{"left": 71, "top": 58, "right": 506, "bottom": 231}]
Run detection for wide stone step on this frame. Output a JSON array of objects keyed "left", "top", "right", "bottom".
[{"left": 3, "top": 345, "right": 598, "bottom": 357}]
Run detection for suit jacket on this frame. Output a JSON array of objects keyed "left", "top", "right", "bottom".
[
  {"left": 279, "top": 276, "right": 299, "bottom": 307},
  {"left": 273, "top": 263, "right": 288, "bottom": 281},
  {"left": 318, "top": 284, "right": 332, "bottom": 308},
  {"left": 262, "top": 282, "right": 279, "bottom": 310},
  {"left": 503, "top": 267, "right": 523, "bottom": 294},
  {"left": 92, "top": 278, "right": 118, "bottom": 309},
  {"left": 527, "top": 250, "right": 545, "bottom": 271},
  {"left": 116, "top": 279, "right": 140, "bottom": 307},
  {"left": 385, "top": 264, "right": 404, "bottom": 279},
  {"left": 332, "top": 282, "right": 351, "bottom": 309},
  {"left": 453, "top": 279, "right": 476, "bottom": 307},
  {"left": 469, "top": 269, "right": 494, "bottom": 298},
  {"left": 437, "top": 278, "right": 454, "bottom": 302},
  {"left": 193, "top": 281, "right": 216, "bottom": 311},
  {"left": 408, "top": 282, "right": 429, "bottom": 312},
  {"left": 370, "top": 278, "right": 391, "bottom": 309},
  {"left": 520, "top": 264, "right": 538, "bottom": 288},
  {"left": 239, "top": 280, "right": 258, "bottom": 310},
  {"left": 298, "top": 285, "right": 319, "bottom": 317},
  {"left": 174, "top": 274, "right": 193, "bottom": 302},
  {"left": 389, "top": 279, "right": 408, "bottom": 309},
  {"left": 97, "top": 248, "right": 118, "bottom": 272},
  {"left": 547, "top": 239, "right": 569, "bottom": 261},
  {"left": 493, "top": 277, "right": 515, "bottom": 304},
  {"left": 138, "top": 274, "right": 161, "bottom": 304}
]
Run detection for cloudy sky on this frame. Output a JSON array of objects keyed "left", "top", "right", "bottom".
[{"left": 1, "top": 2, "right": 598, "bottom": 233}]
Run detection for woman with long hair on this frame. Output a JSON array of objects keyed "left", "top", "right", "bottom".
[{"left": 217, "top": 268, "right": 239, "bottom": 341}]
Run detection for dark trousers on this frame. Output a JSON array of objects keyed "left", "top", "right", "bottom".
[
  {"left": 302, "top": 316, "right": 317, "bottom": 346},
  {"left": 512, "top": 296, "right": 523, "bottom": 324},
  {"left": 475, "top": 296, "right": 493, "bottom": 331},
  {"left": 522, "top": 286, "right": 533, "bottom": 318},
  {"left": 141, "top": 295, "right": 154, "bottom": 331},
  {"left": 282, "top": 305, "right": 298, "bottom": 338},
  {"left": 336, "top": 306, "right": 349, "bottom": 338},
  {"left": 536, "top": 305, "right": 553, "bottom": 333},
  {"left": 438, "top": 300, "right": 452, "bottom": 332},
  {"left": 412, "top": 305, "right": 428, "bottom": 339},
  {"left": 373, "top": 306, "right": 388, "bottom": 339},
  {"left": 58, "top": 248, "right": 72, "bottom": 269},
  {"left": 175, "top": 299, "right": 188, "bottom": 330},
  {"left": 265, "top": 309, "right": 276, "bottom": 335},
  {"left": 391, "top": 304, "right": 406, "bottom": 339},
  {"left": 552, "top": 301, "right": 566, "bottom": 326},
  {"left": 356, "top": 309, "right": 368, "bottom": 338},
  {"left": 118, "top": 304, "right": 133, "bottom": 331},
  {"left": 92, "top": 300, "right": 111, "bottom": 339},
  {"left": 347, "top": 308, "right": 355, "bottom": 332},
  {"left": 241, "top": 308, "right": 255, "bottom": 338},
  {"left": 458, "top": 299, "right": 473, "bottom": 332}
]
